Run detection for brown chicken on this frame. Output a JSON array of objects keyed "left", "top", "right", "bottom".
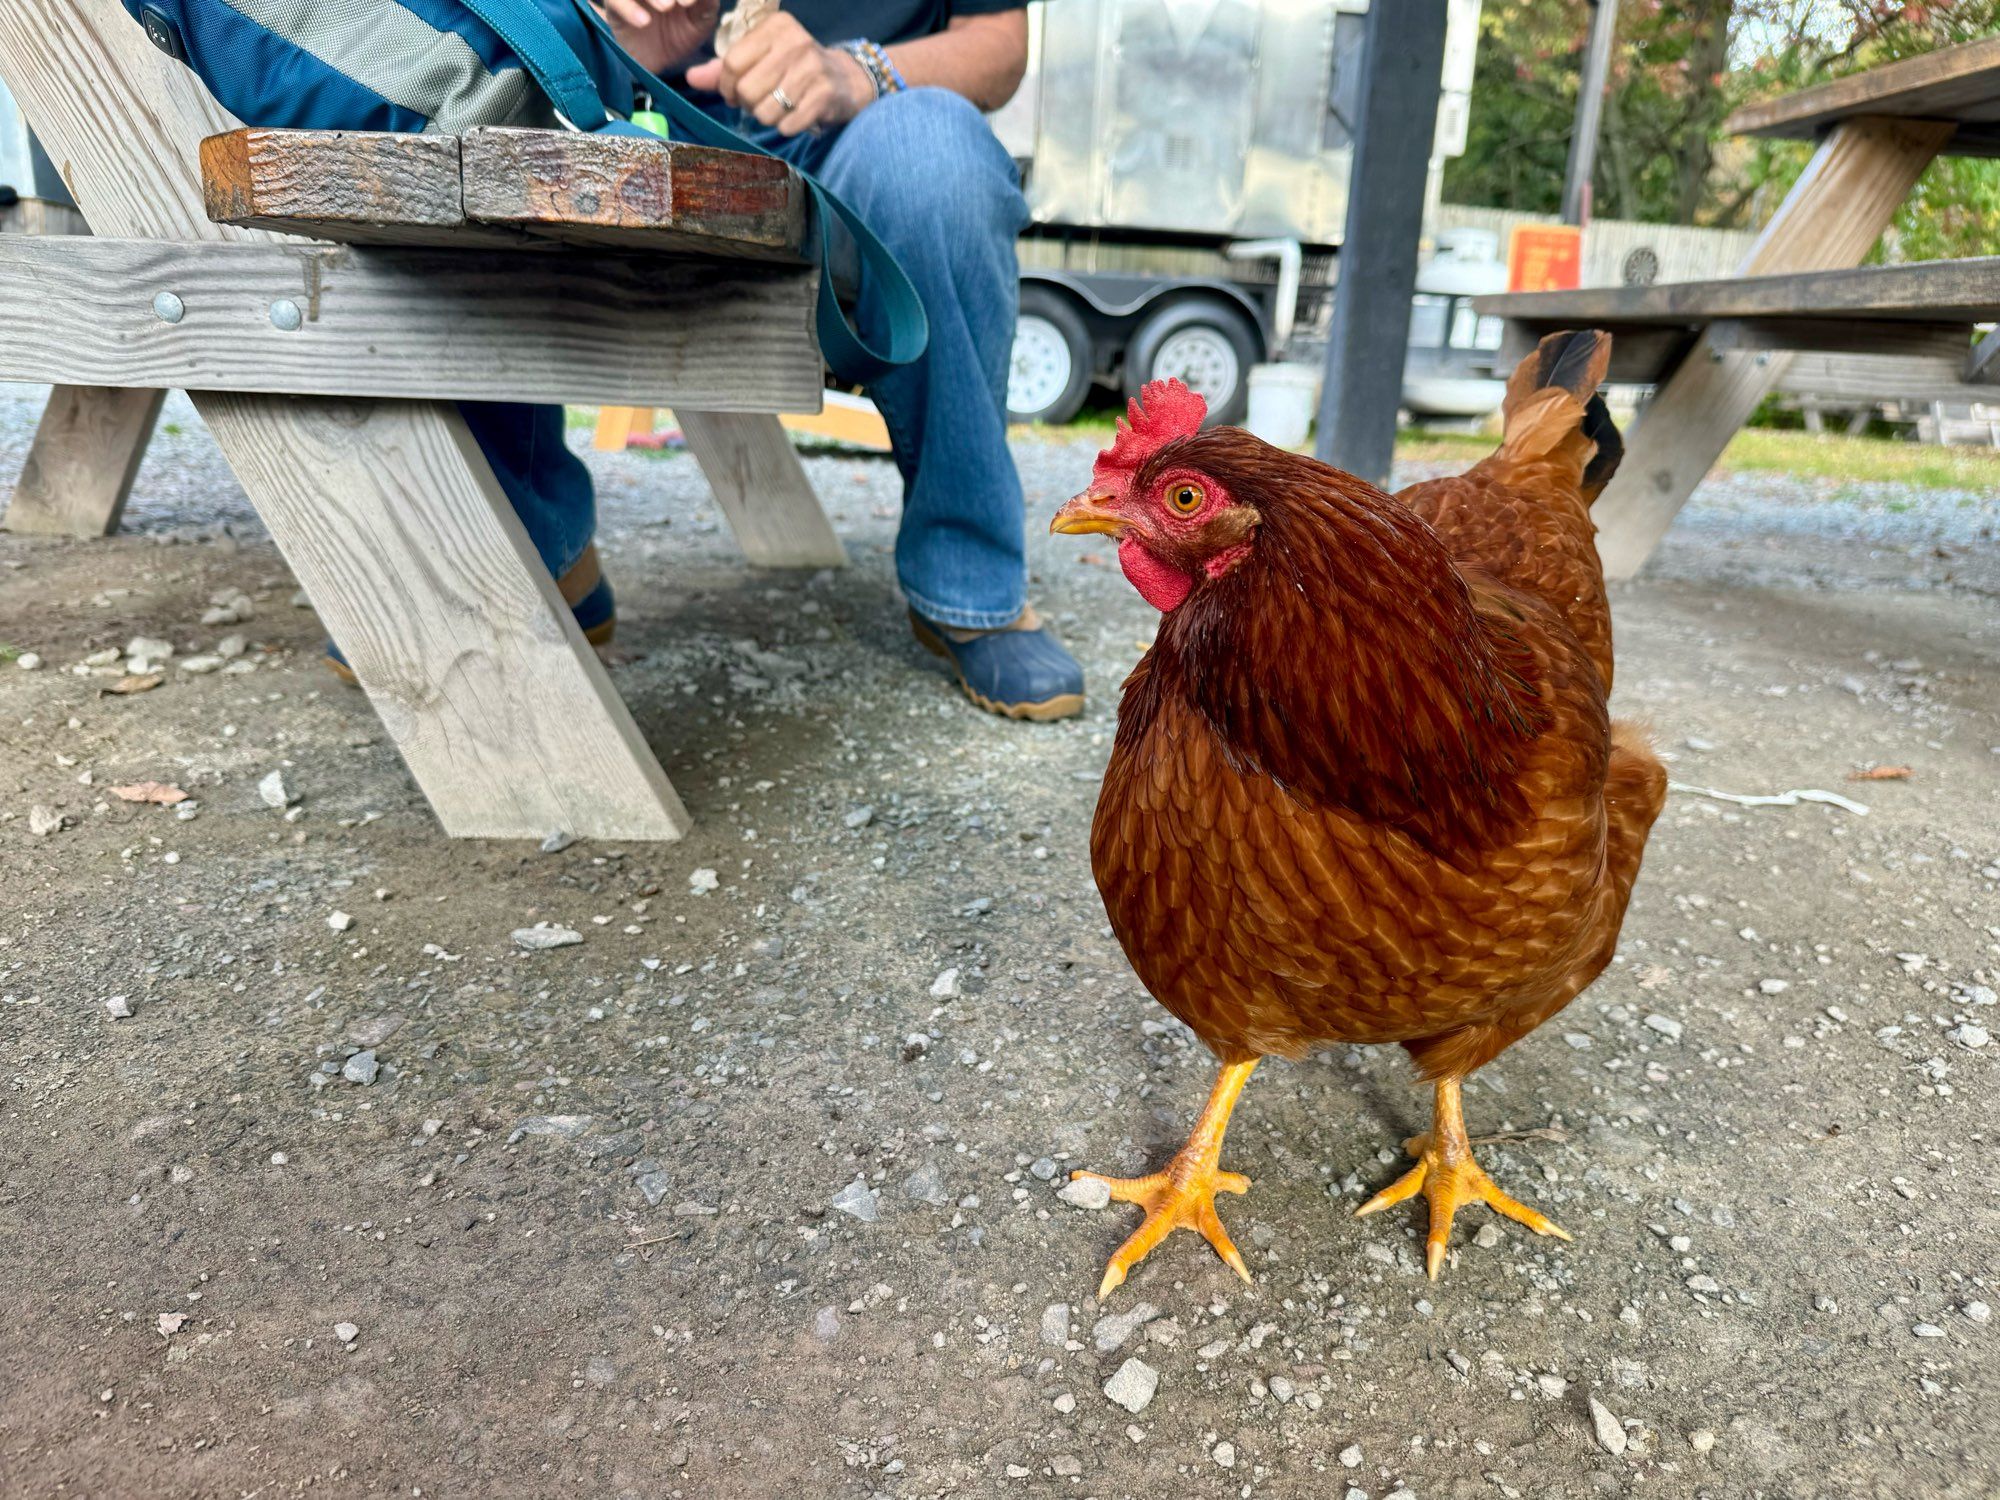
[{"left": 1049, "top": 330, "right": 1667, "bottom": 1294}]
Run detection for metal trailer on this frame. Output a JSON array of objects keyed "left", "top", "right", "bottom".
[{"left": 991, "top": 0, "right": 1483, "bottom": 427}]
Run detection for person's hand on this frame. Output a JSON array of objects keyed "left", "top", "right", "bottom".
[
  {"left": 684, "top": 12, "right": 874, "bottom": 136},
  {"left": 599, "top": 0, "right": 719, "bottom": 75}
]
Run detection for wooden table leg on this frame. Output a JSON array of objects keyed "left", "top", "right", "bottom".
[
  {"left": 677, "top": 409, "right": 847, "bottom": 568},
  {"left": 1, "top": 0, "right": 690, "bottom": 841},
  {"left": 1591, "top": 116, "right": 1954, "bottom": 581},
  {"left": 5, "top": 385, "right": 164, "bottom": 536}
]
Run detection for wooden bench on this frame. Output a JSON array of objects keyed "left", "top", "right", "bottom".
[
  {"left": 1476, "top": 38, "right": 2000, "bottom": 579},
  {"left": 0, "top": 0, "right": 851, "bottom": 842}
]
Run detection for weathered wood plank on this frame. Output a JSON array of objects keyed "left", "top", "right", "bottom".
[
  {"left": 1963, "top": 325, "right": 2000, "bottom": 385},
  {"left": 1705, "top": 318, "right": 1970, "bottom": 361},
  {"left": 1725, "top": 37, "right": 2000, "bottom": 154},
  {"left": 198, "top": 126, "right": 809, "bottom": 259},
  {"left": 1589, "top": 117, "right": 1953, "bottom": 581},
  {"left": 1481, "top": 253, "right": 2000, "bottom": 328},
  {"left": 462, "top": 127, "right": 807, "bottom": 259},
  {"left": 198, "top": 128, "right": 524, "bottom": 246},
  {"left": 676, "top": 411, "right": 847, "bottom": 569},
  {"left": 3, "top": 385, "right": 165, "bottom": 536},
  {"left": 0, "top": 234, "right": 823, "bottom": 411},
  {"left": 0, "top": 0, "right": 691, "bottom": 842}
]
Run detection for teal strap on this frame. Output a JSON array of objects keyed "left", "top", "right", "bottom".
[
  {"left": 455, "top": 0, "right": 609, "bottom": 131},
  {"left": 460, "top": 0, "right": 929, "bottom": 385}
]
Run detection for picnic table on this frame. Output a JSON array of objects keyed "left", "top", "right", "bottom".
[
  {"left": 1478, "top": 37, "right": 2000, "bottom": 580},
  {"left": 0, "top": 0, "right": 852, "bottom": 843}
]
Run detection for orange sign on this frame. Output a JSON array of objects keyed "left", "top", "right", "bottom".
[{"left": 1507, "top": 224, "right": 1584, "bottom": 293}]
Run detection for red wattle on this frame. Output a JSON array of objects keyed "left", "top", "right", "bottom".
[{"left": 1119, "top": 538, "right": 1195, "bottom": 612}]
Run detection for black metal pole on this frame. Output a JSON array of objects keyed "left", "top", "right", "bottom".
[
  {"left": 1561, "top": 0, "right": 1620, "bottom": 225},
  {"left": 1313, "top": 0, "right": 1449, "bottom": 484}
]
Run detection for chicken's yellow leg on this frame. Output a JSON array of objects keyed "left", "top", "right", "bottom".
[
  {"left": 1072, "top": 1059, "right": 1258, "bottom": 1300},
  {"left": 1355, "top": 1076, "right": 1571, "bottom": 1279}
]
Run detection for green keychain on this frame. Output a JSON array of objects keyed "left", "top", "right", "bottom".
[{"left": 631, "top": 90, "right": 669, "bottom": 138}]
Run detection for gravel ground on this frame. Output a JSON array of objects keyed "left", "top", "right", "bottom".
[{"left": 2, "top": 388, "right": 1997, "bottom": 1500}]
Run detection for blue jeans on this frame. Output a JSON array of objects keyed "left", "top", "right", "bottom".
[{"left": 468, "top": 87, "right": 1032, "bottom": 631}]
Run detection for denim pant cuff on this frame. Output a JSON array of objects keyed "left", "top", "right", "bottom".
[{"left": 902, "top": 583, "right": 1028, "bottom": 632}]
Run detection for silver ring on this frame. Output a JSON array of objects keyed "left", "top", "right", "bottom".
[{"left": 770, "top": 85, "right": 796, "bottom": 112}]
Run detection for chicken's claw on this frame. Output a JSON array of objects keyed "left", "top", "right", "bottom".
[
  {"left": 1073, "top": 1160, "right": 1252, "bottom": 1301},
  {"left": 1354, "top": 1077, "right": 1571, "bottom": 1279}
]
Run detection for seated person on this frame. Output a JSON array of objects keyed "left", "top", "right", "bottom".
[{"left": 419, "top": 0, "right": 1085, "bottom": 722}]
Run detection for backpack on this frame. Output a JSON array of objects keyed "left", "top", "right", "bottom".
[{"left": 122, "top": 0, "right": 927, "bottom": 383}]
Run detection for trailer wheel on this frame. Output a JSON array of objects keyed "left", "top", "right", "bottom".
[
  {"left": 1008, "top": 286, "right": 1093, "bottom": 426},
  {"left": 1124, "top": 297, "right": 1261, "bottom": 426}
]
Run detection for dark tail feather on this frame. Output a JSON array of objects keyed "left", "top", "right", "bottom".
[
  {"left": 1580, "top": 392, "right": 1623, "bottom": 502},
  {"left": 1500, "top": 329, "right": 1621, "bottom": 501}
]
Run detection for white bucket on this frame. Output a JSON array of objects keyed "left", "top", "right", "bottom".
[{"left": 1244, "top": 363, "right": 1318, "bottom": 449}]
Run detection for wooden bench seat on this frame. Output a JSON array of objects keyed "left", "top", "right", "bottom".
[
  {"left": 1726, "top": 36, "right": 2000, "bottom": 158},
  {"left": 0, "top": 0, "right": 852, "bottom": 842}
]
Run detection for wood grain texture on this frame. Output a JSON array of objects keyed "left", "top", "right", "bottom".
[
  {"left": 1724, "top": 37, "right": 2000, "bottom": 155},
  {"left": 676, "top": 410, "right": 847, "bottom": 568},
  {"left": 0, "top": 233, "right": 823, "bottom": 411},
  {"left": 462, "top": 128, "right": 807, "bottom": 259},
  {"left": 198, "top": 128, "right": 525, "bottom": 246},
  {"left": 1588, "top": 118, "right": 1953, "bottom": 581},
  {"left": 211, "top": 394, "right": 689, "bottom": 839},
  {"left": 198, "top": 126, "right": 809, "bottom": 260},
  {"left": 0, "top": 0, "right": 690, "bottom": 841},
  {"left": 4, "top": 385, "right": 165, "bottom": 536},
  {"left": 1482, "top": 253, "right": 2000, "bottom": 327}
]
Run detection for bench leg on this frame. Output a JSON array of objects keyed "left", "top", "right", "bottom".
[
  {"left": 204, "top": 392, "right": 690, "bottom": 840},
  {"left": 4, "top": 385, "right": 164, "bottom": 537},
  {"left": 1591, "top": 117, "right": 1953, "bottom": 581},
  {"left": 678, "top": 409, "right": 847, "bottom": 568}
]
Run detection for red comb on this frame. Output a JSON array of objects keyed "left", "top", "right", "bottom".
[{"left": 1094, "top": 378, "right": 1208, "bottom": 481}]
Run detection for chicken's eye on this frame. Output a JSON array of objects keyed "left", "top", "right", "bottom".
[{"left": 1166, "top": 482, "right": 1205, "bottom": 515}]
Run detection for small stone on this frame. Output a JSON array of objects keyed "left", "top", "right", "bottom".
[
  {"left": 1339, "top": 1444, "right": 1363, "bottom": 1469},
  {"left": 214, "top": 634, "right": 247, "bottom": 659},
  {"left": 257, "top": 770, "right": 294, "bottom": 809},
  {"left": 511, "top": 924, "right": 583, "bottom": 950},
  {"left": 176, "top": 654, "right": 224, "bottom": 675},
  {"left": 1686, "top": 1274, "right": 1721, "bottom": 1295},
  {"left": 1030, "top": 1156, "right": 1059, "bottom": 1182},
  {"left": 1473, "top": 1223, "right": 1502, "bottom": 1249},
  {"left": 15, "top": 652, "right": 41, "bottom": 671},
  {"left": 829, "top": 1179, "right": 880, "bottom": 1223},
  {"left": 1965, "top": 1301, "right": 1992, "bottom": 1325},
  {"left": 1643, "top": 1013, "right": 1684, "bottom": 1042},
  {"left": 1057, "top": 1176, "right": 1111, "bottom": 1210},
  {"left": 125, "top": 635, "right": 173, "bottom": 661},
  {"left": 1589, "top": 1397, "right": 1627, "bottom": 1456},
  {"left": 270, "top": 1152, "right": 288, "bottom": 1165},
  {"left": 1040, "top": 1303, "right": 1070, "bottom": 1347},
  {"left": 513, "top": 1115, "right": 591, "bottom": 1141},
  {"left": 342, "top": 1050, "right": 380, "bottom": 1086},
  {"left": 1213, "top": 1441, "right": 1236, "bottom": 1469},
  {"left": 104, "top": 995, "right": 133, "bottom": 1019},
  {"left": 930, "top": 967, "right": 962, "bottom": 1000},
  {"left": 333, "top": 1321, "right": 360, "bottom": 1344},
  {"left": 843, "top": 805, "right": 875, "bottom": 829},
  {"left": 1948, "top": 1023, "right": 1990, "bottom": 1050},
  {"left": 27, "top": 805, "right": 66, "bottom": 837},
  {"left": 688, "top": 867, "right": 719, "bottom": 894},
  {"left": 584, "top": 1355, "right": 617, "bottom": 1387},
  {"left": 327, "top": 910, "right": 354, "bottom": 933},
  {"left": 1102, "top": 1357, "right": 1158, "bottom": 1414},
  {"left": 1536, "top": 1373, "right": 1567, "bottom": 1399},
  {"left": 1689, "top": 1429, "right": 1716, "bottom": 1454},
  {"left": 1052, "top": 1391, "right": 1076, "bottom": 1414},
  {"left": 634, "top": 1171, "right": 672, "bottom": 1206},
  {"left": 1758, "top": 978, "right": 1789, "bottom": 995},
  {"left": 1091, "top": 1301, "right": 1160, "bottom": 1354},
  {"left": 1814, "top": 1295, "right": 1838, "bottom": 1313},
  {"left": 82, "top": 647, "right": 121, "bottom": 667},
  {"left": 539, "top": 829, "right": 577, "bottom": 854},
  {"left": 902, "top": 1161, "right": 948, "bottom": 1206},
  {"left": 1268, "top": 1375, "right": 1296, "bottom": 1403},
  {"left": 157, "top": 1312, "right": 188, "bottom": 1336},
  {"left": 1912, "top": 1322, "right": 1947, "bottom": 1338}
]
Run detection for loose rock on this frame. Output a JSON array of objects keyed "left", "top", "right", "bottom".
[
  {"left": 512, "top": 924, "right": 583, "bottom": 950},
  {"left": 1102, "top": 1357, "right": 1158, "bottom": 1415},
  {"left": 1058, "top": 1176, "right": 1111, "bottom": 1210},
  {"left": 1590, "top": 1397, "right": 1628, "bottom": 1456},
  {"left": 830, "top": 1179, "right": 880, "bottom": 1222}
]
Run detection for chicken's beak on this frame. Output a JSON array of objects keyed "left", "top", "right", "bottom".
[{"left": 1050, "top": 492, "right": 1127, "bottom": 537}]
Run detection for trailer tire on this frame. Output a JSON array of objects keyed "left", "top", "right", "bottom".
[
  {"left": 1007, "top": 286, "right": 1094, "bottom": 427},
  {"left": 1123, "top": 297, "right": 1261, "bottom": 426}
]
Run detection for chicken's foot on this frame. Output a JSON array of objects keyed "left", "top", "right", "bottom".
[
  {"left": 1072, "top": 1059, "right": 1257, "bottom": 1300},
  {"left": 1355, "top": 1076, "right": 1571, "bottom": 1279}
]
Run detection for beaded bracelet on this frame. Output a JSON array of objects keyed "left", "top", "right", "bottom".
[{"left": 839, "top": 38, "right": 906, "bottom": 99}]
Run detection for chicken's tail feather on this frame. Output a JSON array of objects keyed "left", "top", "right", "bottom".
[{"left": 1496, "top": 330, "right": 1622, "bottom": 503}]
